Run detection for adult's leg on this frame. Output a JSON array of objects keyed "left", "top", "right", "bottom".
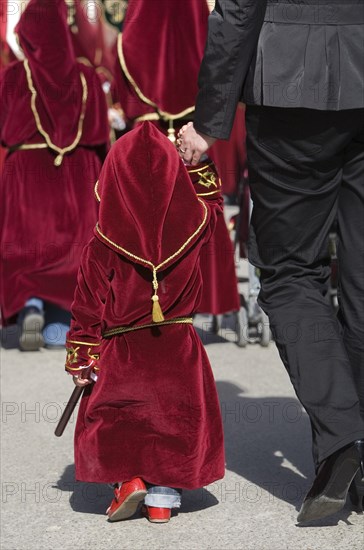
[
  {"left": 337, "top": 120, "right": 364, "bottom": 417},
  {"left": 246, "top": 106, "right": 364, "bottom": 467}
]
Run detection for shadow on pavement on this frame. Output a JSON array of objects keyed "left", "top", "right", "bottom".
[
  {"left": 216, "top": 380, "right": 356, "bottom": 525},
  {"left": 55, "top": 464, "right": 219, "bottom": 516}
]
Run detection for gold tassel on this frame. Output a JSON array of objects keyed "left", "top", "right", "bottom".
[
  {"left": 151, "top": 268, "right": 165, "bottom": 322},
  {"left": 167, "top": 120, "right": 176, "bottom": 143},
  {"left": 152, "top": 294, "right": 164, "bottom": 323},
  {"left": 54, "top": 153, "right": 64, "bottom": 167}
]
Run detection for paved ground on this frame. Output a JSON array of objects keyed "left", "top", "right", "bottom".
[
  {"left": 1, "top": 207, "right": 363, "bottom": 549},
  {"left": 1, "top": 308, "right": 363, "bottom": 550}
]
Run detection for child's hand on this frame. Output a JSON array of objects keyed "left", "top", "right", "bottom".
[{"left": 73, "top": 376, "right": 92, "bottom": 387}]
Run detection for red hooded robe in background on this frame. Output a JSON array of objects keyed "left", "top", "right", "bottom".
[
  {"left": 69, "top": 0, "right": 117, "bottom": 84},
  {"left": 65, "top": 122, "right": 225, "bottom": 487},
  {"left": 0, "top": 0, "right": 109, "bottom": 323},
  {"left": 111, "top": 0, "right": 240, "bottom": 316}
]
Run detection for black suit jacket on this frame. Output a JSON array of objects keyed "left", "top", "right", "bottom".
[{"left": 195, "top": 0, "right": 364, "bottom": 139}]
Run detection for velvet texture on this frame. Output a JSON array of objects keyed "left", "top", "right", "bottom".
[
  {"left": 71, "top": 0, "right": 115, "bottom": 81},
  {"left": 96, "top": 123, "right": 209, "bottom": 270},
  {"left": 66, "top": 124, "right": 225, "bottom": 487},
  {"left": 112, "top": 0, "right": 210, "bottom": 120},
  {"left": 0, "top": 0, "right": 109, "bottom": 322},
  {"left": 187, "top": 161, "right": 240, "bottom": 315},
  {"left": 210, "top": 104, "right": 247, "bottom": 197},
  {"left": 15, "top": 0, "right": 87, "bottom": 148},
  {"left": 111, "top": 0, "right": 239, "bottom": 315}
]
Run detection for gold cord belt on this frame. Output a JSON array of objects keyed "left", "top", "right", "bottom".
[
  {"left": 9, "top": 143, "right": 48, "bottom": 152},
  {"left": 103, "top": 317, "right": 193, "bottom": 338}
]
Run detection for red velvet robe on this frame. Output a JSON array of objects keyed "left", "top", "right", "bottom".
[
  {"left": 187, "top": 162, "right": 240, "bottom": 315},
  {"left": 0, "top": 0, "right": 109, "bottom": 322},
  {"left": 65, "top": 123, "right": 225, "bottom": 488},
  {"left": 111, "top": 0, "right": 240, "bottom": 315}
]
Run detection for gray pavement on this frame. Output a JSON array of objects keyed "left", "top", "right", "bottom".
[{"left": 1, "top": 311, "right": 363, "bottom": 550}]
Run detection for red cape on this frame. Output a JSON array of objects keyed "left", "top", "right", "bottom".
[
  {"left": 95, "top": 122, "right": 209, "bottom": 270},
  {"left": 113, "top": 0, "right": 210, "bottom": 120},
  {"left": 15, "top": 0, "right": 93, "bottom": 149}
]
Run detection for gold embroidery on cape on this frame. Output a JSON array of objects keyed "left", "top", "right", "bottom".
[
  {"left": 117, "top": 34, "right": 195, "bottom": 121},
  {"left": 87, "top": 350, "right": 100, "bottom": 361},
  {"left": 66, "top": 346, "right": 80, "bottom": 367},
  {"left": 23, "top": 59, "right": 88, "bottom": 167},
  {"left": 66, "top": 345, "right": 100, "bottom": 371},
  {"left": 197, "top": 170, "right": 218, "bottom": 189}
]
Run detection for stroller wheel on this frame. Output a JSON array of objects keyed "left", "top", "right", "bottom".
[
  {"left": 259, "top": 311, "right": 270, "bottom": 347},
  {"left": 237, "top": 307, "right": 248, "bottom": 348}
]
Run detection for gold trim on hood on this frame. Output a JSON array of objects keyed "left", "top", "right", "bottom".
[
  {"left": 95, "top": 197, "right": 208, "bottom": 323},
  {"left": 117, "top": 33, "right": 195, "bottom": 122}
]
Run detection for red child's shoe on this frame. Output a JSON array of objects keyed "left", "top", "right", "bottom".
[
  {"left": 106, "top": 478, "right": 147, "bottom": 522},
  {"left": 142, "top": 504, "right": 171, "bottom": 523}
]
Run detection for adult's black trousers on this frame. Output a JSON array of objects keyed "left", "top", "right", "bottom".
[{"left": 246, "top": 105, "right": 364, "bottom": 466}]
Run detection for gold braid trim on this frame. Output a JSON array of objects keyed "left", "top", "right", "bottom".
[
  {"left": 94, "top": 180, "right": 101, "bottom": 202},
  {"left": 10, "top": 143, "right": 48, "bottom": 151},
  {"left": 76, "top": 56, "right": 93, "bottom": 67},
  {"left": 66, "top": 339, "right": 101, "bottom": 347},
  {"left": 134, "top": 113, "right": 160, "bottom": 122},
  {"left": 103, "top": 317, "right": 193, "bottom": 338},
  {"left": 197, "top": 190, "right": 221, "bottom": 197},
  {"left": 23, "top": 59, "right": 88, "bottom": 167},
  {"left": 117, "top": 34, "right": 195, "bottom": 121},
  {"left": 187, "top": 163, "right": 214, "bottom": 174},
  {"left": 95, "top": 198, "right": 208, "bottom": 272},
  {"left": 96, "top": 198, "right": 208, "bottom": 322}
]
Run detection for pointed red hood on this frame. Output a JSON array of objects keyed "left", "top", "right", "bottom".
[
  {"left": 95, "top": 122, "right": 209, "bottom": 270},
  {"left": 118, "top": 0, "right": 210, "bottom": 117},
  {"left": 15, "top": 0, "right": 85, "bottom": 150}
]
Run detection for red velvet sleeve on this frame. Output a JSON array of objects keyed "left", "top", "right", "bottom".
[
  {"left": 65, "top": 239, "right": 109, "bottom": 376},
  {"left": 186, "top": 158, "right": 223, "bottom": 244}
]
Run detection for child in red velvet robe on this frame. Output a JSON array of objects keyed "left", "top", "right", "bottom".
[
  {"left": 111, "top": 0, "right": 241, "bottom": 323},
  {"left": 0, "top": 0, "right": 109, "bottom": 349},
  {"left": 65, "top": 122, "right": 225, "bottom": 523}
]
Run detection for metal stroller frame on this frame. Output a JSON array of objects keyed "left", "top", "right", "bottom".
[{"left": 219, "top": 175, "right": 271, "bottom": 347}]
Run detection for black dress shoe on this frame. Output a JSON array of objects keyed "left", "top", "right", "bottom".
[
  {"left": 348, "top": 470, "right": 364, "bottom": 513},
  {"left": 18, "top": 306, "right": 45, "bottom": 351},
  {"left": 297, "top": 439, "right": 364, "bottom": 523}
]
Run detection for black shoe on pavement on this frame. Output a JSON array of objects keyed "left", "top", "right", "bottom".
[
  {"left": 297, "top": 439, "right": 364, "bottom": 523},
  {"left": 18, "top": 306, "right": 45, "bottom": 351}
]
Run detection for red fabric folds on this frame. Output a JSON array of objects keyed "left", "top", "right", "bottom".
[
  {"left": 112, "top": 0, "right": 209, "bottom": 120},
  {"left": 0, "top": 0, "right": 109, "bottom": 322},
  {"left": 66, "top": 125, "right": 225, "bottom": 487},
  {"left": 71, "top": 0, "right": 116, "bottom": 81},
  {"left": 187, "top": 161, "right": 240, "bottom": 315},
  {"left": 95, "top": 122, "right": 209, "bottom": 270},
  {"left": 14, "top": 0, "right": 91, "bottom": 149}
]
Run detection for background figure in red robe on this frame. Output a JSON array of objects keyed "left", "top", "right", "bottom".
[
  {"left": 0, "top": 0, "right": 109, "bottom": 350},
  {"left": 111, "top": 0, "right": 240, "bottom": 326},
  {"left": 65, "top": 122, "right": 224, "bottom": 523}
]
